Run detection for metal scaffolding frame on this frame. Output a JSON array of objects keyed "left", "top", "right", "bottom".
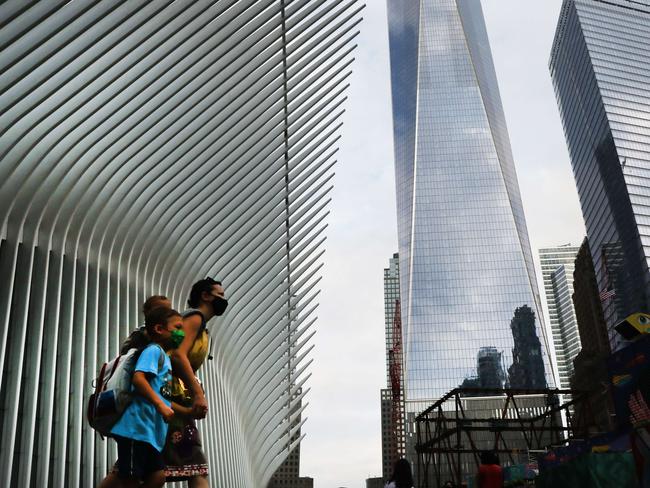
[{"left": 414, "top": 388, "right": 596, "bottom": 488}]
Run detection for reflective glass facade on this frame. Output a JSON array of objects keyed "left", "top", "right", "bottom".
[
  {"left": 550, "top": 0, "right": 650, "bottom": 352},
  {"left": 387, "top": 0, "right": 554, "bottom": 409},
  {"left": 381, "top": 253, "right": 405, "bottom": 479},
  {"left": 384, "top": 253, "right": 401, "bottom": 384}
]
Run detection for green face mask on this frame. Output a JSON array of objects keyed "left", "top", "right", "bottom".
[{"left": 170, "top": 329, "right": 185, "bottom": 348}]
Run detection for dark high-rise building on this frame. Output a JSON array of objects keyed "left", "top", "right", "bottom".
[
  {"left": 387, "top": 0, "right": 553, "bottom": 418},
  {"left": 267, "top": 389, "right": 314, "bottom": 488},
  {"left": 508, "top": 306, "right": 547, "bottom": 389},
  {"left": 549, "top": 0, "right": 650, "bottom": 352},
  {"left": 571, "top": 238, "right": 615, "bottom": 432},
  {"left": 572, "top": 239, "right": 611, "bottom": 358},
  {"left": 380, "top": 388, "right": 400, "bottom": 481}
]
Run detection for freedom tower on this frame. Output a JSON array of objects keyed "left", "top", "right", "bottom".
[{"left": 387, "top": 0, "right": 554, "bottom": 412}]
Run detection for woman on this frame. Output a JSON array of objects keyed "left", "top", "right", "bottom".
[
  {"left": 164, "top": 277, "right": 228, "bottom": 487},
  {"left": 385, "top": 459, "right": 414, "bottom": 488}
]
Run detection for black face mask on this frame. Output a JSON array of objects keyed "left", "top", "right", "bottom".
[{"left": 211, "top": 295, "right": 228, "bottom": 316}]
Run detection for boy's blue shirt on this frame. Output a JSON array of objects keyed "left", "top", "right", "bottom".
[{"left": 111, "top": 343, "right": 172, "bottom": 452}]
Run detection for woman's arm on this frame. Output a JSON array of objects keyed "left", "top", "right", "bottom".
[
  {"left": 171, "top": 401, "right": 193, "bottom": 417},
  {"left": 170, "top": 314, "right": 208, "bottom": 418}
]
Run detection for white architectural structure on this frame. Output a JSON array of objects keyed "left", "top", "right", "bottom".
[
  {"left": 539, "top": 245, "right": 581, "bottom": 390},
  {"left": 0, "top": 2, "right": 363, "bottom": 487}
]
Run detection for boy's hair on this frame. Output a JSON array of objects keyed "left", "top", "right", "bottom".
[
  {"left": 187, "top": 278, "right": 221, "bottom": 308},
  {"left": 144, "top": 307, "right": 181, "bottom": 336},
  {"left": 142, "top": 295, "right": 169, "bottom": 317}
]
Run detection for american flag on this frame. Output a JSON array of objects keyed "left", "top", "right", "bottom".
[{"left": 599, "top": 288, "right": 616, "bottom": 302}]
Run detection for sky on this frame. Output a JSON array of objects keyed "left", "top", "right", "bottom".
[{"left": 300, "top": 1, "right": 586, "bottom": 487}]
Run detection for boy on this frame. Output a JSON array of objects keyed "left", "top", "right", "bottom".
[
  {"left": 120, "top": 295, "right": 172, "bottom": 354},
  {"left": 109, "top": 307, "right": 184, "bottom": 488}
]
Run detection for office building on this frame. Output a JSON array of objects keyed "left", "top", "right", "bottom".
[
  {"left": 387, "top": 0, "right": 554, "bottom": 415},
  {"left": 381, "top": 388, "right": 399, "bottom": 480},
  {"left": 0, "top": 2, "right": 362, "bottom": 486},
  {"left": 381, "top": 253, "right": 405, "bottom": 479},
  {"left": 549, "top": 0, "right": 650, "bottom": 352},
  {"left": 539, "top": 245, "right": 581, "bottom": 389},
  {"left": 268, "top": 389, "right": 314, "bottom": 488},
  {"left": 366, "top": 477, "right": 385, "bottom": 488}
]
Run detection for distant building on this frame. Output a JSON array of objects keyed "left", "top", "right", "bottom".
[
  {"left": 477, "top": 347, "right": 506, "bottom": 389},
  {"left": 508, "top": 306, "right": 547, "bottom": 389},
  {"left": 550, "top": 0, "right": 650, "bottom": 352},
  {"left": 268, "top": 445, "right": 314, "bottom": 488},
  {"left": 381, "top": 254, "right": 405, "bottom": 480},
  {"left": 267, "top": 389, "right": 314, "bottom": 488},
  {"left": 539, "top": 245, "right": 581, "bottom": 389},
  {"left": 268, "top": 475, "right": 313, "bottom": 488},
  {"left": 381, "top": 389, "right": 400, "bottom": 481},
  {"left": 366, "top": 477, "right": 385, "bottom": 488},
  {"left": 461, "top": 347, "right": 505, "bottom": 396}
]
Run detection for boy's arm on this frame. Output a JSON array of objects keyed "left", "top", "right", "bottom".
[{"left": 132, "top": 371, "right": 174, "bottom": 422}]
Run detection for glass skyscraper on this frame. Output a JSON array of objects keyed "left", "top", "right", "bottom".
[
  {"left": 387, "top": 0, "right": 554, "bottom": 410},
  {"left": 384, "top": 253, "right": 401, "bottom": 384},
  {"left": 539, "top": 245, "right": 581, "bottom": 390},
  {"left": 549, "top": 0, "right": 650, "bottom": 352}
]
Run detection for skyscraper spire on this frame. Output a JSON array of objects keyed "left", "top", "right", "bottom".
[{"left": 387, "top": 0, "right": 554, "bottom": 411}]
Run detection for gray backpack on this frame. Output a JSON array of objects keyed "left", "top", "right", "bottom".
[{"left": 87, "top": 344, "right": 164, "bottom": 438}]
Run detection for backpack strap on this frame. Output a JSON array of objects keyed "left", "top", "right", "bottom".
[
  {"left": 150, "top": 343, "right": 167, "bottom": 372},
  {"left": 181, "top": 308, "right": 212, "bottom": 360}
]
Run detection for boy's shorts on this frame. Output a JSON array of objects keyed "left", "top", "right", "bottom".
[{"left": 114, "top": 435, "right": 165, "bottom": 481}]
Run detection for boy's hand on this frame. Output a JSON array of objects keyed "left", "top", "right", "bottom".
[{"left": 158, "top": 404, "right": 174, "bottom": 423}]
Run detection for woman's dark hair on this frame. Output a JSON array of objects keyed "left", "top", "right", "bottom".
[
  {"left": 187, "top": 277, "right": 221, "bottom": 308},
  {"left": 144, "top": 307, "right": 181, "bottom": 335},
  {"left": 390, "top": 458, "right": 413, "bottom": 488}
]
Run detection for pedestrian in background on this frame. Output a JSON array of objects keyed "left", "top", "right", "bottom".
[
  {"left": 477, "top": 451, "right": 503, "bottom": 488},
  {"left": 385, "top": 458, "right": 414, "bottom": 488}
]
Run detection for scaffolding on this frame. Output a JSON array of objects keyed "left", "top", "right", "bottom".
[{"left": 414, "top": 388, "right": 596, "bottom": 487}]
